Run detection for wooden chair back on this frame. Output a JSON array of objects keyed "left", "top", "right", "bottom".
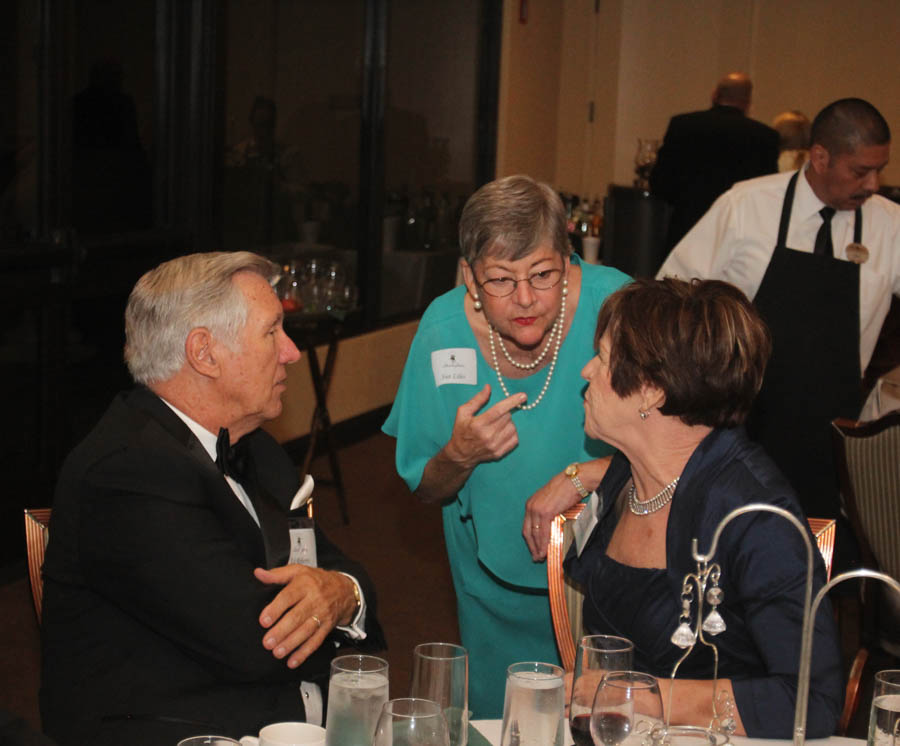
[{"left": 24, "top": 508, "right": 52, "bottom": 624}]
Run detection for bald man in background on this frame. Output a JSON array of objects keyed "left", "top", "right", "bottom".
[{"left": 651, "top": 72, "right": 780, "bottom": 249}]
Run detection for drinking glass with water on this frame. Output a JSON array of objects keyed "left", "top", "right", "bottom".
[
  {"left": 324, "top": 654, "right": 389, "bottom": 746},
  {"left": 869, "top": 670, "right": 900, "bottom": 746},
  {"left": 499, "top": 662, "right": 566, "bottom": 746}
]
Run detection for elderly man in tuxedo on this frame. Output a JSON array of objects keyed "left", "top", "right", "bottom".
[{"left": 40, "top": 252, "right": 383, "bottom": 745}]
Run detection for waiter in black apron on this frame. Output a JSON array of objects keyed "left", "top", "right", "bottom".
[
  {"left": 656, "top": 98, "right": 896, "bottom": 576},
  {"left": 746, "top": 169, "right": 863, "bottom": 523}
]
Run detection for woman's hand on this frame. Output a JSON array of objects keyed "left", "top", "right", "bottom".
[
  {"left": 444, "top": 384, "right": 526, "bottom": 470},
  {"left": 523, "top": 456, "right": 613, "bottom": 560},
  {"left": 523, "top": 472, "right": 584, "bottom": 561},
  {"left": 415, "top": 385, "right": 526, "bottom": 503}
]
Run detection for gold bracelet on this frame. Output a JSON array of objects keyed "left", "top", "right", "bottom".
[{"left": 350, "top": 579, "right": 361, "bottom": 612}]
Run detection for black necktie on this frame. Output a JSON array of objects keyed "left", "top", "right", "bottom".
[
  {"left": 215, "top": 427, "right": 290, "bottom": 567},
  {"left": 814, "top": 206, "right": 836, "bottom": 257}
]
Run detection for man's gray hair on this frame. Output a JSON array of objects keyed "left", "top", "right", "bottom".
[{"left": 124, "top": 251, "right": 280, "bottom": 385}]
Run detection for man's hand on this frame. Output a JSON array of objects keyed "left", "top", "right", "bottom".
[{"left": 254, "top": 565, "right": 357, "bottom": 669}]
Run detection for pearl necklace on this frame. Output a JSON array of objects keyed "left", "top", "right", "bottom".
[
  {"left": 496, "top": 314, "right": 558, "bottom": 369},
  {"left": 628, "top": 476, "right": 680, "bottom": 515},
  {"left": 487, "top": 280, "right": 567, "bottom": 411}
]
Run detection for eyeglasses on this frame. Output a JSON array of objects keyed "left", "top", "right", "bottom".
[{"left": 475, "top": 268, "right": 563, "bottom": 297}]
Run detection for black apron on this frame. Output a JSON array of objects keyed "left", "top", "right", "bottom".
[{"left": 747, "top": 170, "right": 862, "bottom": 519}]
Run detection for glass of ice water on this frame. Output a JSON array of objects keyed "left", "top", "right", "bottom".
[
  {"left": 325, "top": 654, "right": 389, "bottom": 746},
  {"left": 869, "top": 670, "right": 900, "bottom": 746},
  {"left": 499, "top": 661, "right": 566, "bottom": 746},
  {"left": 409, "top": 643, "right": 468, "bottom": 746}
]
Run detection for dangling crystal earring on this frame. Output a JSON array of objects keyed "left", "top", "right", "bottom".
[
  {"left": 473, "top": 297, "right": 482, "bottom": 311},
  {"left": 671, "top": 587, "right": 695, "bottom": 648},
  {"left": 702, "top": 572, "right": 726, "bottom": 636}
]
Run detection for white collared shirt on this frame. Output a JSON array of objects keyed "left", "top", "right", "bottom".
[{"left": 657, "top": 168, "right": 900, "bottom": 374}]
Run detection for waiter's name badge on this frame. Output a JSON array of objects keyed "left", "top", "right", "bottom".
[
  {"left": 431, "top": 348, "right": 477, "bottom": 387},
  {"left": 288, "top": 516, "right": 317, "bottom": 567},
  {"left": 845, "top": 243, "right": 869, "bottom": 264}
]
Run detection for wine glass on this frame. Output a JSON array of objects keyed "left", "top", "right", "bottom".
[
  {"left": 569, "top": 635, "right": 634, "bottom": 746},
  {"left": 633, "top": 138, "right": 660, "bottom": 191},
  {"left": 590, "top": 671, "right": 663, "bottom": 746},
  {"left": 371, "top": 698, "right": 450, "bottom": 746}
]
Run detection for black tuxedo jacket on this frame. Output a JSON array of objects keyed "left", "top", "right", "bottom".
[
  {"left": 40, "top": 386, "right": 384, "bottom": 745},
  {"left": 650, "top": 104, "right": 779, "bottom": 247}
]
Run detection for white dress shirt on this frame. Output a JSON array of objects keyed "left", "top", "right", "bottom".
[{"left": 657, "top": 169, "right": 900, "bottom": 373}]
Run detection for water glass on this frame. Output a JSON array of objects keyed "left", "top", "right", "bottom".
[
  {"left": 869, "top": 670, "right": 900, "bottom": 746},
  {"left": 499, "top": 661, "right": 566, "bottom": 746},
  {"left": 325, "top": 654, "right": 389, "bottom": 746},
  {"left": 569, "top": 635, "right": 634, "bottom": 745},
  {"left": 409, "top": 643, "right": 468, "bottom": 746},
  {"left": 372, "top": 698, "right": 451, "bottom": 746}
]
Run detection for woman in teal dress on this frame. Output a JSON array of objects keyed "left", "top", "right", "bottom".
[{"left": 382, "top": 175, "right": 629, "bottom": 717}]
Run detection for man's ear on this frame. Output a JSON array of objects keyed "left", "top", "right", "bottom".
[
  {"left": 185, "top": 328, "right": 219, "bottom": 378},
  {"left": 808, "top": 143, "right": 830, "bottom": 175}
]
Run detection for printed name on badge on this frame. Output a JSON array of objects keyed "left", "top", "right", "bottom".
[{"left": 431, "top": 348, "right": 477, "bottom": 387}]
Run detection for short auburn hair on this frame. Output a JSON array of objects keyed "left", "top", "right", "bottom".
[{"left": 594, "top": 277, "right": 771, "bottom": 428}]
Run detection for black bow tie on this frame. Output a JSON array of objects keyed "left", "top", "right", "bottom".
[{"left": 215, "top": 428, "right": 248, "bottom": 482}]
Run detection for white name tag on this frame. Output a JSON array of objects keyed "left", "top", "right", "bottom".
[
  {"left": 573, "top": 490, "right": 601, "bottom": 557},
  {"left": 289, "top": 525, "right": 318, "bottom": 567},
  {"left": 431, "top": 347, "right": 477, "bottom": 387}
]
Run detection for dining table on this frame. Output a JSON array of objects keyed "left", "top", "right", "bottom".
[{"left": 469, "top": 720, "right": 863, "bottom": 746}]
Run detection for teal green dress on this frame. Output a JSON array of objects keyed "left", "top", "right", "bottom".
[{"left": 382, "top": 257, "right": 629, "bottom": 716}]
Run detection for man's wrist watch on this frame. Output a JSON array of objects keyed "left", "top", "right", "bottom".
[{"left": 565, "top": 462, "right": 591, "bottom": 499}]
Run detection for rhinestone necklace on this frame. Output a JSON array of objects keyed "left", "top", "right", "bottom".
[
  {"left": 487, "top": 280, "right": 567, "bottom": 411},
  {"left": 628, "top": 476, "right": 680, "bottom": 515}
]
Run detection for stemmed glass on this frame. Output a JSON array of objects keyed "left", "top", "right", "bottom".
[
  {"left": 371, "top": 698, "right": 450, "bottom": 746},
  {"left": 569, "top": 635, "right": 634, "bottom": 746},
  {"left": 590, "top": 671, "right": 663, "bottom": 746}
]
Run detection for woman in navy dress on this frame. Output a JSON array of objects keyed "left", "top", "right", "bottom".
[{"left": 566, "top": 278, "right": 843, "bottom": 738}]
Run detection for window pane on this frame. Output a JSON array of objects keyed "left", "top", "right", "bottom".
[
  {"left": 69, "top": 0, "right": 156, "bottom": 236},
  {"left": 221, "top": 0, "right": 365, "bottom": 256},
  {"left": 379, "top": 0, "right": 480, "bottom": 319},
  {"left": 1, "top": 0, "right": 40, "bottom": 240}
]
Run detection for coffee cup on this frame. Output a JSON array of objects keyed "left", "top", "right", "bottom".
[{"left": 240, "top": 722, "right": 326, "bottom": 746}]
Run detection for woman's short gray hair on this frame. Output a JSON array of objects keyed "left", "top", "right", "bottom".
[
  {"left": 124, "top": 251, "right": 280, "bottom": 385},
  {"left": 458, "top": 174, "right": 572, "bottom": 264}
]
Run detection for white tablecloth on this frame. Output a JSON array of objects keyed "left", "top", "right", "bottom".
[{"left": 470, "top": 720, "right": 862, "bottom": 746}]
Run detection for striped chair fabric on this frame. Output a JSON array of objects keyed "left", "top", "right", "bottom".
[
  {"left": 832, "top": 412, "right": 900, "bottom": 655},
  {"left": 24, "top": 508, "right": 52, "bottom": 624}
]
